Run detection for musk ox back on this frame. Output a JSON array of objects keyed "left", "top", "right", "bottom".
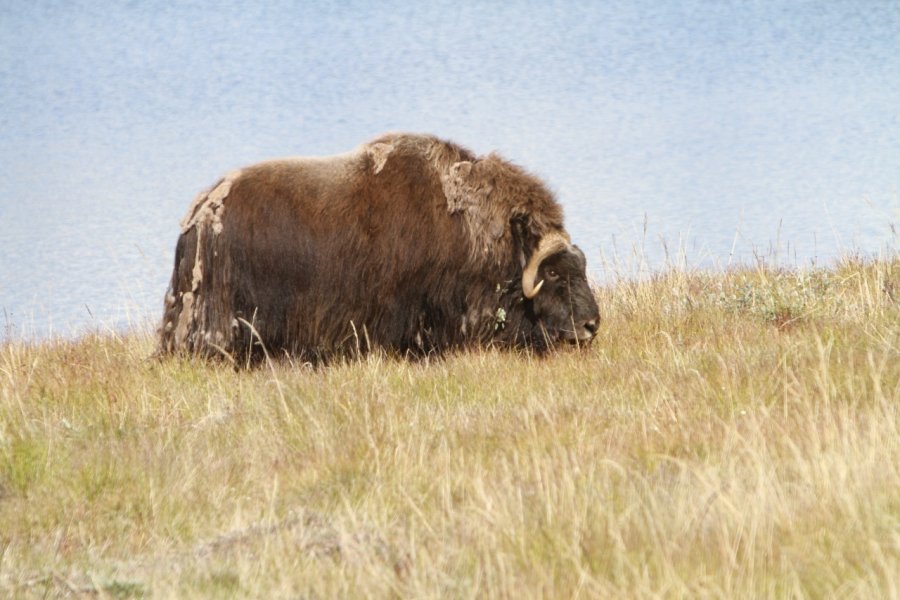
[{"left": 159, "top": 133, "right": 599, "bottom": 362}]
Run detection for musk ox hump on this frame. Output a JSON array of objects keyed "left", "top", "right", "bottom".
[
  {"left": 441, "top": 161, "right": 493, "bottom": 215},
  {"left": 441, "top": 156, "right": 567, "bottom": 261},
  {"left": 441, "top": 160, "right": 502, "bottom": 245}
]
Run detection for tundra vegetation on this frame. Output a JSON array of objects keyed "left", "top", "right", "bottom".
[{"left": 1, "top": 255, "right": 898, "bottom": 598}]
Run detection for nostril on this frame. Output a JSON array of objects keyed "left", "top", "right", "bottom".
[{"left": 583, "top": 318, "right": 598, "bottom": 335}]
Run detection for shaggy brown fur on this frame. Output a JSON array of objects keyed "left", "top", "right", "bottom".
[{"left": 159, "top": 133, "right": 598, "bottom": 362}]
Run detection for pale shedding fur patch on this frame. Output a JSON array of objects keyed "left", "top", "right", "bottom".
[
  {"left": 180, "top": 169, "right": 242, "bottom": 234},
  {"left": 440, "top": 160, "right": 505, "bottom": 259},
  {"left": 367, "top": 142, "right": 394, "bottom": 174},
  {"left": 172, "top": 228, "right": 205, "bottom": 347},
  {"left": 190, "top": 227, "right": 205, "bottom": 292},
  {"left": 172, "top": 168, "right": 241, "bottom": 349},
  {"left": 174, "top": 291, "right": 194, "bottom": 345},
  {"left": 441, "top": 161, "right": 476, "bottom": 214}
]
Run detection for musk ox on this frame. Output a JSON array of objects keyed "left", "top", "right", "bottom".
[{"left": 158, "top": 132, "right": 599, "bottom": 362}]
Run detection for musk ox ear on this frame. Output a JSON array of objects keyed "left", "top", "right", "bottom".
[{"left": 367, "top": 142, "right": 394, "bottom": 174}]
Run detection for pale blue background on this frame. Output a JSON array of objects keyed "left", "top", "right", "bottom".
[{"left": 1, "top": 1, "right": 898, "bottom": 338}]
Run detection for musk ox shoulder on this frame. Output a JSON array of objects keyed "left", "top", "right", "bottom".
[{"left": 158, "top": 132, "right": 599, "bottom": 362}]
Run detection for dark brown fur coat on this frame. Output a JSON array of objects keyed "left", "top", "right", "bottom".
[{"left": 159, "top": 133, "right": 572, "bottom": 361}]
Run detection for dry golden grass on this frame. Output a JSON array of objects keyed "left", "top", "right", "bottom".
[{"left": 1, "top": 257, "right": 898, "bottom": 598}]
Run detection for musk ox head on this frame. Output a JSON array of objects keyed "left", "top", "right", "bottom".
[{"left": 520, "top": 231, "right": 600, "bottom": 346}]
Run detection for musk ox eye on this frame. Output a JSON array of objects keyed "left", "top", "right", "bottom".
[{"left": 546, "top": 269, "right": 559, "bottom": 281}]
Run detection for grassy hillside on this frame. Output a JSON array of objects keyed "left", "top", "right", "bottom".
[{"left": 1, "top": 257, "right": 898, "bottom": 598}]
